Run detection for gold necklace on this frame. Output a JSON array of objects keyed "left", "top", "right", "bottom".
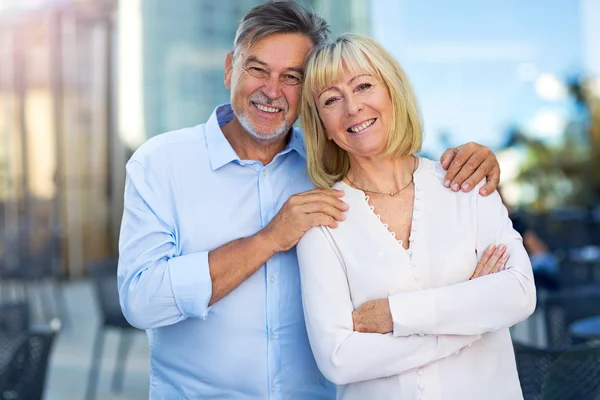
[{"left": 345, "top": 156, "right": 417, "bottom": 197}]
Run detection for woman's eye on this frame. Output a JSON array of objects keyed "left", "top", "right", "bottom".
[
  {"left": 356, "top": 83, "right": 372, "bottom": 92},
  {"left": 324, "top": 97, "right": 339, "bottom": 106}
]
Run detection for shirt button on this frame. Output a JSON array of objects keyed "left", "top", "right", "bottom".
[
  {"left": 271, "top": 385, "right": 276, "bottom": 392},
  {"left": 270, "top": 276, "right": 276, "bottom": 283},
  {"left": 263, "top": 171, "right": 268, "bottom": 177},
  {"left": 270, "top": 332, "right": 276, "bottom": 340}
]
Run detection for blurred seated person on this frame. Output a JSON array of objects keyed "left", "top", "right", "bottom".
[{"left": 501, "top": 189, "right": 560, "bottom": 290}]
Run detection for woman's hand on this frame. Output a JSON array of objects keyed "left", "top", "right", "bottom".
[{"left": 470, "top": 244, "right": 510, "bottom": 280}]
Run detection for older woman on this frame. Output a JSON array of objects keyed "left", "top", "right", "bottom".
[{"left": 297, "top": 34, "right": 536, "bottom": 400}]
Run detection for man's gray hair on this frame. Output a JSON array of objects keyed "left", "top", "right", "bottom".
[{"left": 232, "top": 0, "right": 330, "bottom": 58}]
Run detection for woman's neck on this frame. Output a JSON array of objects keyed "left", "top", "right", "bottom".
[{"left": 346, "top": 154, "right": 416, "bottom": 194}]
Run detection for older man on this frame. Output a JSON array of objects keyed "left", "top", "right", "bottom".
[{"left": 117, "top": 1, "right": 501, "bottom": 399}]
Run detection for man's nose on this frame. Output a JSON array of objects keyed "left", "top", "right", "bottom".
[{"left": 263, "top": 75, "right": 283, "bottom": 99}]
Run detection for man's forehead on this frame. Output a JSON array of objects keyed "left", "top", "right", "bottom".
[{"left": 236, "top": 33, "right": 314, "bottom": 65}]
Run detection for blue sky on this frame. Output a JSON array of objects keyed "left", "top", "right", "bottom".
[{"left": 371, "top": 0, "right": 583, "bottom": 156}]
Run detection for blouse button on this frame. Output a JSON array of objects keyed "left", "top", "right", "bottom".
[
  {"left": 416, "top": 185, "right": 422, "bottom": 191},
  {"left": 418, "top": 383, "right": 425, "bottom": 390},
  {"left": 409, "top": 235, "right": 414, "bottom": 242},
  {"left": 454, "top": 350, "right": 460, "bottom": 356},
  {"left": 417, "top": 369, "right": 423, "bottom": 376}
]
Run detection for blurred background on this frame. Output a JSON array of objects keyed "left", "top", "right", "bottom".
[{"left": 0, "top": 0, "right": 598, "bottom": 399}]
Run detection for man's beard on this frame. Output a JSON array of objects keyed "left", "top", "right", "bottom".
[
  {"left": 236, "top": 112, "right": 290, "bottom": 142},
  {"left": 235, "top": 92, "right": 291, "bottom": 142}
]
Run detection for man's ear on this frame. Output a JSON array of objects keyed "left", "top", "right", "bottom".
[{"left": 224, "top": 52, "right": 234, "bottom": 90}]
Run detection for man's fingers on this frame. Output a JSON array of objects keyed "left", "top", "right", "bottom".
[
  {"left": 448, "top": 145, "right": 491, "bottom": 192},
  {"left": 458, "top": 157, "right": 495, "bottom": 193},
  {"left": 479, "top": 166, "right": 500, "bottom": 196},
  {"left": 296, "top": 192, "right": 349, "bottom": 211},
  {"left": 440, "top": 147, "right": 459, "bottom": 170},
  {"left": 298, "top": 188, "right": 345, "bottom": 198},
  {"left": 443, "top": 143, "right": 476, "bottom": 188},
  {"left": 301, "top": 202, "right": 346, "bottom": 222},
  {"left": 307, "top": 212, "right": 339, "bottom": 229}
]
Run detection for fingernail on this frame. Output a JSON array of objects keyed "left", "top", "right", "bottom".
[
  {"left": 444, "top": 180, "right": 451, "bottom": 187},
  {"left": 502, "top": 253, "right": 509, "bottom": 259},
  {"left": 498, "top": 244, "right": 506, "bottom": 251},
  {"left": 462, "top": 183, "right": 470, "bottom": 191},
  {"left": 487, "top": 244, "right": 495, "bottom": 252},
  {"left": 480, "top": 189, "right": 488, "bottom": 196},
  {"left": 451, "top": 183, "right": 459, "bottom": 191}
]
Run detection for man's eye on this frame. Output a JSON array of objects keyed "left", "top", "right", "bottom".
[
  {"left": 247, "top": 67, "right": 268, "bottom": 77},
  {"left": 282, "top": 75, "right": 302, "bottom": 85}
]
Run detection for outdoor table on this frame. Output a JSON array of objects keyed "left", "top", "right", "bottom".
[{"left": 569, "top": 315, "right": 600, "bottom": 343}]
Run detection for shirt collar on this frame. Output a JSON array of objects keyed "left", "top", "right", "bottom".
[{"left": 205, "top": 103, "right": 306, "bottom": 171}]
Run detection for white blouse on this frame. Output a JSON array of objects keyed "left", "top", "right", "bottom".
[{"left": 297, "top": 158, "right": 536, "bottom": 400}]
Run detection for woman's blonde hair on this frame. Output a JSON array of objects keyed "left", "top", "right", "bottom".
[{"left": 301, "top": 33, "right": 423, "bottom": 188}]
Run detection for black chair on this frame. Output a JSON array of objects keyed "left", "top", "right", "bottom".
[
  {"left": 0, "top": 321, "right": 60, "bottom": 400},
  {"left": 543, "top": 284, "right": 600, "bottom": 346},
  {"left": 0, "top": 303, "right": 29, "bottom": 335},
  {"left": 0, "top": 222, "right": 69, "bottom": 326},
  {"left": 85, "top": 260, "right": 139, "bottom": 400},
  {"left": 514, "top": 341, "right": 600, "bottom": 400}
]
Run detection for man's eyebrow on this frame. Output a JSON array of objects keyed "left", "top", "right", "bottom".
[
  {"left": 245, "top": 56, "right": 304, "bottom": 75},
  {"left": 244, "top": 56, "right": 267, "bottom": 66},
  {"left": 285, "top": 66, "right": 304, "bottom": 76}
]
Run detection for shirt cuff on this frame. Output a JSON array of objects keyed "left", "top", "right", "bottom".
[
  {"left": 167, "top": 251, "right": 213, "bottom": 320},
  {"left": 389, "top": 289, "right": 436, "bottom": 337}
]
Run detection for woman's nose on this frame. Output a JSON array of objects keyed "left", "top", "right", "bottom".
[{"left": 345, "top": 95, "right": 363, "bottom": 116}]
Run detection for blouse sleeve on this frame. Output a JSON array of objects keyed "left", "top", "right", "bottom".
[
  {"left": 389, "top": 186, "right": 537, "bottom": 337},
  {"left": 297, "top": 227, "right": 481, "bottom": 386}
]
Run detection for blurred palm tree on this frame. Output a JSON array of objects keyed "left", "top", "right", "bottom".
[{"left": 510, "top": 76, "right": 600, "bottom": 211}]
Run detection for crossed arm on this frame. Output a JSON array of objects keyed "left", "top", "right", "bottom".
[
  {"left": 354, "top": 188, "right": 537, "bottom": 338},
  {"left": 296, "top": 228, "right": 481, "bottom": 386},
  {"left": 296, "top": 185, "right": 536, "bottom": 386}
]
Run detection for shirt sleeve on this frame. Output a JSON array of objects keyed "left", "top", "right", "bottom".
[
  {"left": 297, "top": 227, "right": 480, "bottom": 386},
  {"left": 389, "top": 187, "right": 537, "bottom": 337},
  {"left": 117, "top": 159, "right": 213, "bottom": 329}
]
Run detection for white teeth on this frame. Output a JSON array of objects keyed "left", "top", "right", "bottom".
[
  {"left": 349, "top": 118, "right": 375, "bottom": 133},
  {"left": 254, "top": 103, "right": 281, "bottom": 113}
]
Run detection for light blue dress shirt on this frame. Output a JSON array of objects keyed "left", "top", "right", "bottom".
[{"left": 118, "top": 104, "right": 335, "bottom": 399}]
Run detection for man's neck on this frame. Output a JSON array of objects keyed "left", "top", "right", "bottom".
[{"left": 221, "top": 117, "right": 291, "bottom": 166}]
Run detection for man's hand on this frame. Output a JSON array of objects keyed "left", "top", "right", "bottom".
[
  {"left": 440, "top": 142, "right": 500, "bottom": 196},
  {"left": 352, "top": 299, "right": 393, "bottom": 334},
  {"left": 260, "top": 189, "right": 348, "bottom": 253}
]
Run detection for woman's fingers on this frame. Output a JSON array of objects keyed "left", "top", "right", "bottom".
[{"left": 471, "top": 244, "right": 509, "bottom": 279}]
